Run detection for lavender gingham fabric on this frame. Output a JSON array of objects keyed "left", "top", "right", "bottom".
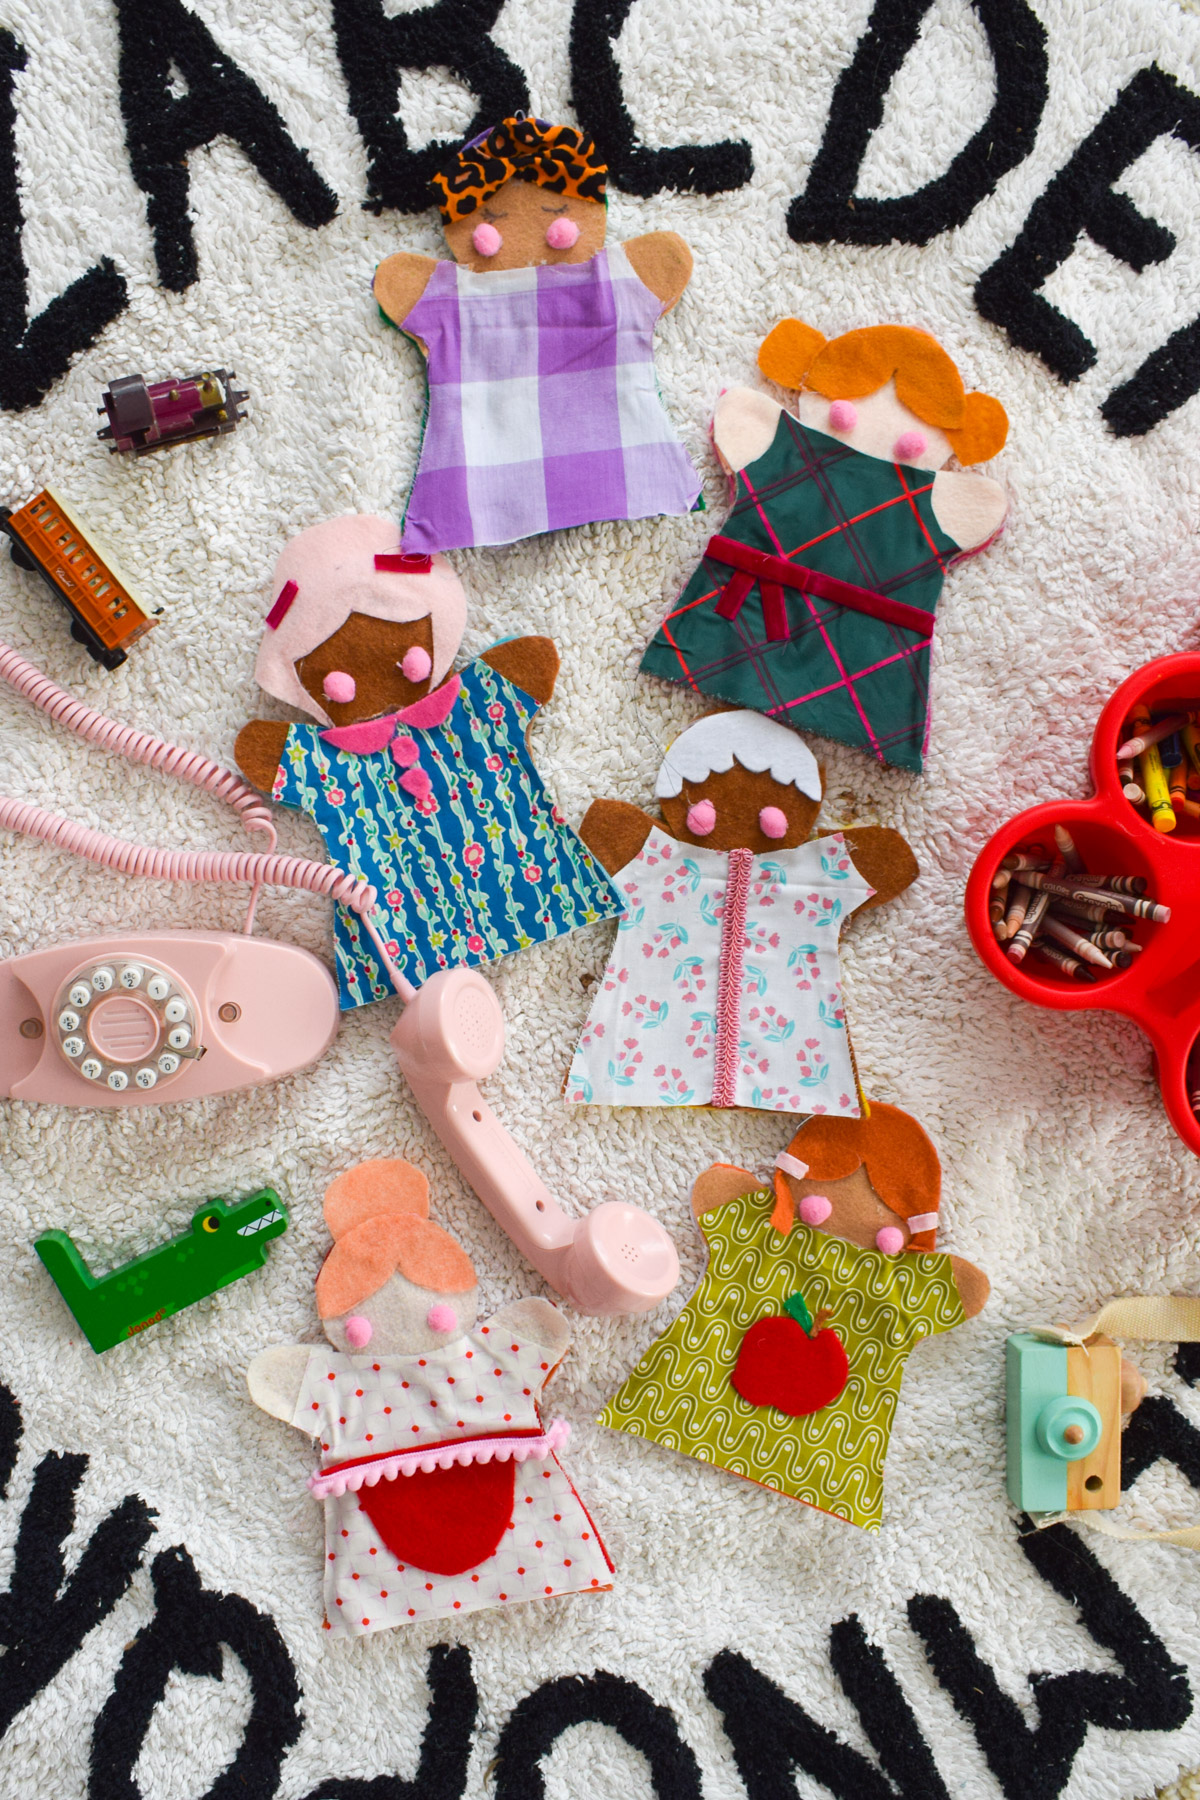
[{"left": 397, "top": 246, "right": 701, "bottom": 552}]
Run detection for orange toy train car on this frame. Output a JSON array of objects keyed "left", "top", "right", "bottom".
[{"left": 0, "top": 490, "right": 160, "bottom": 670}]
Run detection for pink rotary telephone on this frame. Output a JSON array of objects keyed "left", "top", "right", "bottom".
[{"left": 0, "top": 644, "right": 677, "bottom": 1315}]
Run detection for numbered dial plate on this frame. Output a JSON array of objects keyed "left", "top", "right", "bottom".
[{"left": 53, "top": 960, "right": 203, "bottom": 1091}]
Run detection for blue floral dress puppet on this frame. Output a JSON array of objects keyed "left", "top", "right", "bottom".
[{"left": 236, "top": 516, "right": 621, "bottom": 1008}]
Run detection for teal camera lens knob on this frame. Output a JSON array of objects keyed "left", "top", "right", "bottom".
[{"left": 1035, "top": 1395, "right": 1103, "bottom": 1461}]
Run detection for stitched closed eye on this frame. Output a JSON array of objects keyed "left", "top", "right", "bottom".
[{"left": 542, "top": 202, "right": 569, "bottom": 215}]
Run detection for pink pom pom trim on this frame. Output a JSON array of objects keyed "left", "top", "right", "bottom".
[
  {"left": 893, "top": 430, "right": 927, "bottom": 462},
  {"left": 472, "top": 222, "right": 502, "bottom": 257},
  {"left": 687, "top": 799, "right": 717, "bottom": 836},
  {"left": 758, "top": 805, "right": 788, "bottom": 839},
  {"left": 545, "top": 217, "right": 580, "bottom": 250},
  {"left": 798, "top": 1193, "right": 832, "bottom": 1226}
]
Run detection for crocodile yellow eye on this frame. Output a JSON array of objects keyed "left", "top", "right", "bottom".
[{"left": 201, "top": 1214, "right": 220, "bottom": 1233}]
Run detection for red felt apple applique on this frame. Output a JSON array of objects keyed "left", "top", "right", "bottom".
[{"left": 731, "top": 1291, "right": 849, "bottom": 1417}]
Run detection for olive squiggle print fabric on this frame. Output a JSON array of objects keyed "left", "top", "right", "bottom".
[{"left": 600, "top": 1187, "right": 965, "bottom": 1530}]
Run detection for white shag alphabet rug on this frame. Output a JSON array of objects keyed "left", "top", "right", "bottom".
[{"left": 2, "top": 1, "right": 1200, "bottom": 1797}]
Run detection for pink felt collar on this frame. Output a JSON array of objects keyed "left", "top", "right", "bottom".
[{"left": 319, "top": 674, "right": 462, "bottom": 751}]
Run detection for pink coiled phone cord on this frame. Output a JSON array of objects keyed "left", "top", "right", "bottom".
[{"left": 0, "top": 641, "right": 416, "bottom": 1000}]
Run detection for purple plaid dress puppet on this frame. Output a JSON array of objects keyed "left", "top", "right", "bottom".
[{"left": 373, "top": 116, "right": 700, "bottom": 554}]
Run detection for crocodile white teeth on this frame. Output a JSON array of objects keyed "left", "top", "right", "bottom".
[{"left": 236, "top": 1208, "right": 284, "bottom": 1236}]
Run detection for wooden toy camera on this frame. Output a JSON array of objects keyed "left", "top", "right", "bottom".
[{"left": 1006, "top": 1330, "right": 1123, "bottom": 1515}]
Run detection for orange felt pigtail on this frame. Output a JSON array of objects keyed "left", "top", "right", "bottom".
[
  {"left": 758, "top": 319, "right": 827, "bottom": 392},
  {"left": 315, "top": 1158, "right": 477, "bottom": 1318},
  {"left": 945, "top": 390, "right": 1009, "bottom": 465}
]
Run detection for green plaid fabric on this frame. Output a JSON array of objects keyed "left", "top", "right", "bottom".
[{"left": 639, "top": 411, "right": 963, "bottom": 773}]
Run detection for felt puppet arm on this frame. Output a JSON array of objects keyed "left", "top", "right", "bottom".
[
  {"left": 247, "top": 1344, "right": 312, "bottom": 1425},
  {"left": 691, "top": 1164, "right": 761, "bottom": 1219},
  {"left": 478, "top": 636, "right": 559, "bottom": 708},
  {"left": 235, "top": 721, "right": 291, "bottom": 793},
  {"left": 946, "top": 1255, "right": 989, "bottom": 1320},
  {"left": 487, "top": 1297, "right": 571, "bottom": 1360},
  {"left": 622, "top": 232, "right": 693, "bottom": 314},
  {"left": 578, "top": 799, "right": 657, "bottom": 875},
  {"left": 712, "top": 388, "right": 783, "bottom": 476},
  {"left": 374, "top": 252, "right": 440, "bottom": 339},
  {"left": 930, "top": 470, "right": 1008, "bottom": 552},
  {"left": 842, "top": 826, "right": 918, "bottom": 912}
]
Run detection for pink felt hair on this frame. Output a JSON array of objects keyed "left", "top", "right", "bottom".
[
  {"left": 316, "top": 1158, "right": 478, "bottom": 1317},
  {"left": 254, "top": 516, "right": 468, "bottom": 725}
]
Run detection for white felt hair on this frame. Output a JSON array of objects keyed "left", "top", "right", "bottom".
[
  {"left": 254, "top": 515, "right": 469, "bottom": 725},
  {"left": 655, "top": 711, "right": 822, "bottom": 801}
]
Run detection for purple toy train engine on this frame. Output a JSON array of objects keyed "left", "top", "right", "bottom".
[{"left": 98, "top": 370, "right": 248, "bottom": 455}]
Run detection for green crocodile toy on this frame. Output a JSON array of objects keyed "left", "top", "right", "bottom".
[{"left": 36, "top": 1189, "right": 288, "bottom": 1353}]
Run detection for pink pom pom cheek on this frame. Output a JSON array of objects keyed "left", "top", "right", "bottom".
[
  {"left": 472, "top": 222, "right": 502, "bottom": 258},
  {"left": 875, "top": 1226, "right": 906, "bottom": 1256},
  {"left": 798, "top": 1193, "right": 832, "bottom": 1226},
  {"left": 344, "top": 1315, "right": 373, "bottom": 1349},
  {"left": 828, "top": 400, "right": 857, "bottom": 432},
  {"left": 426, "top": 1304, "right": 457, "bottom": 1333},
  {"left": 322, "top": 670, "right": 356, "bottom": 704},
  {"left": 545, "top": 217, "right": 580, "bottom": 250},
  {"left": 400, "top": 644, "right": 432, "bottom": 683},
  {"left": 893, "top": 430, "right": 927, "bottom": 463},
  {"left": 686, "top": 798, "right": 717, "bottom": 836},
  {"left": 759, "top": 805, "right": 788, "bottom": 839}
]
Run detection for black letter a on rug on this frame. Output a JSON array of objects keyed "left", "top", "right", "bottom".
[
  {"left": 788, "top": 0, "right": 1047, "bottom": 247},
  {"left": 113, "top": 0, "right": 337, "bottom": 293},
  {"left": 0, "top": 32, "right": 127, "bottom": 412}
]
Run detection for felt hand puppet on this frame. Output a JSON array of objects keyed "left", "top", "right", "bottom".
[
  {"left": 234, "top": 515, "right": 622, "bottom": 1010},
  {"left": 372, "top": 114, "right": 701, "bottom": 554},
  {"left": 640, "top": 319, "right": 1010, "bottom": 774},
  {"left": 601, "top": 1105, "right": 989, "bottom": 1531},
  {"left": 247, "top": 1158, "right": 613, "bottom": 1637},
  {"left": 565, "top": 709, "right": 918, "bottom": 1113}
]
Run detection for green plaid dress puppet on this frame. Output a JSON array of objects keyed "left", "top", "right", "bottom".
[{"left": 640, "top": 413, "right": 961, "bottom": 774}]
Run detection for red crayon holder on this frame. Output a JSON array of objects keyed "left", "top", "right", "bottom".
[{"left": 964, "top": 654, "right": 1200, "bottom": 1157}]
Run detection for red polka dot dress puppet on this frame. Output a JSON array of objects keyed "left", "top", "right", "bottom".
[
  {"left": 247, "top": 1160, "right": 612, "bottom": 1636},
  {"left": 372, "top": 114, "right": 700, "bottom": 552}
]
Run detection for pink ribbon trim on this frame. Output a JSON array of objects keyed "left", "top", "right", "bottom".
[
  {"left": 307, "top": 1418, "right": 571, "bottom": 1500},
  {"left": 319, "top": 675, "right": 461, "bottom": 751}
]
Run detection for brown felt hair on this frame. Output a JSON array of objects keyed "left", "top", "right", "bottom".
[
  {"left": 774, "top": 1104, "right": 942, "bottom": 1250},
  {"left": 757, "top": 320, "right": 1008, "bottom": 465}
]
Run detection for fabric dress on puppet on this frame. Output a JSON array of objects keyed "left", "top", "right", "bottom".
[
  {"left": 565, "top": 825, "right": 871, "bottom": 1113},
  {"left": 295, "top": 1323, "right": 613, "bottom": 1635},
  {"left": 638, "top": 411, "right": 965, "bottom": 774},
  {"left": 271, "top": 656, "right": 622, "bottom": 1008},
  {"left": 601, "top": 1184, "right": 964, "bottom": 1530},
  {"left": 396, "top": 246, "right": 701, "bottom": 553}
]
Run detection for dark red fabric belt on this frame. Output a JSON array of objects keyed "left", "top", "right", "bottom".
[{"left": 707, "top": 534, "right": 937, "bottom": 645}]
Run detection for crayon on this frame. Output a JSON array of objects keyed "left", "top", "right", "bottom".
[
  {"left": 999, "top": 852, "right": 1051, "bottom": 874},
  {"left": 1139, "top": 743, "right": 1177, "bottom": 833},
  {"left": 1003, "top": 882, "right": 1031, "bottom": 939},
  {"left": 989, "top": 896, "right": 1005, "bottom": 924},
  {"left": 1053, "top": 825, "right": 1084, "bottom": 873},
  {"left": 1052, "top": 897, "right": 1119, "bottom": 925},
  {"left": 1031, "top": 939, "right": 1097, "bottom": 983},
  {"left": 1041, "top": 916, "right": 1114, "bottom": 968},
  {"left": 1007, "top": 891, "right": 1049, "bottom": 963},
  {"left": 1081, "top": 926, "right": 1128, "bottom": 950},
  {"left": 1022, "top": 873, "right": 1170, "bottom": 922},
  {"left": 1118, "top": 712, "right": 1187, "bottom": 758},
  {"left": 991, "top": 866, "right": 1011, "bottom": 894},
  {"left": 1095, "top": 891, "right": 1170, "bottom": 924},
  {"left": 1122, "top": 779, "right": 1147, "bottom": 806},
  {"left": 1088, "top": 874, "right": 1147, "bottom": 896},
  {"left": 1111, "top": 950, "right": 1133, "bottom": 969},
  {"left": 1183, "top": 723, "right": 1200, "bottom": 788},
  {"left": 1170, "top": 758, "right": 1189, "bottom": 807}
]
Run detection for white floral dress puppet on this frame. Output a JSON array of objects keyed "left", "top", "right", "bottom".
[
  {"left": 247, "top": 1160, "right": 612, "bottom": 1637},
  {"left": 565, "top": 711, "right": 917, "bottom": 1113}
]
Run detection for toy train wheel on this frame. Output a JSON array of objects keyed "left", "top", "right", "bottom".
[{"left": 8, "top": 539, "right": 36, "bottom": 573}]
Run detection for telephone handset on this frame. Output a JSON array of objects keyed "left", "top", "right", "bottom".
[{"left": 0, "top": 642, "right": 680, "bottom": 1314}]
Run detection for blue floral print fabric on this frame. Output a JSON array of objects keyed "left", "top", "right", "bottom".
[{"left": 272, "top": 658, "right": 623, "bottom": 1008}]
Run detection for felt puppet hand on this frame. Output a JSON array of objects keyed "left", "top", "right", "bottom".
[
  {"left": 245, "top": 1158, "right": 612, "bottom": 1636},
  {"left": 641, "top": 319, "right": 1009, "bottom": 776},
  {"left": 566, "top": 711, "right": 917, "bottom": 1114},
  {"left": 371, "top": 115, "right": 700, "bottom": 556},
  {"left": 599, "top": 1114, "right": 985, "bottom": 1532}
]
